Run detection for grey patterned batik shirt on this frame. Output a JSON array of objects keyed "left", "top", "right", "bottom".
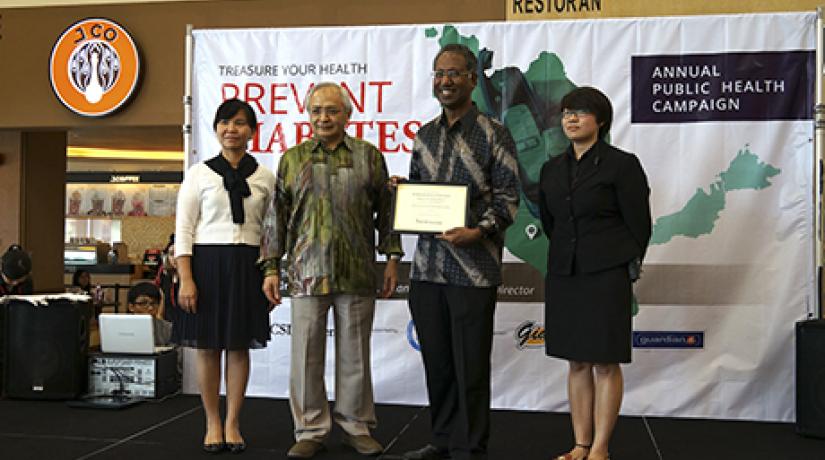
[{"left": 409, "top": 106, "right": 520, "bottom": 288}]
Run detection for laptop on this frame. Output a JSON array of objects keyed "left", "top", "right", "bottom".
[{"left": 99, "top": 314, "right": 174, "bottom": 354}]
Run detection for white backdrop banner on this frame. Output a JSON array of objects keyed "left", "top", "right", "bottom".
[{"left": 186, "top": 12, "right": 816, "bottom": 422}]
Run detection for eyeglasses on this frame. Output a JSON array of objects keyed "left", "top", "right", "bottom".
[
  {"left": 309, "top": 107, "right": 343, "bottom": 117},
  {"left": 562, "top": 109, "right": 593, "bottom": 119},
  {"left": 431, "top": 69, "right": 472, "bottom": 80},
  {"left": 130, "top": 300, "right": 159, "bottom": 308}
]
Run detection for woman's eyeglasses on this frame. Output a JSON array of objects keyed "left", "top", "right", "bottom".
[{"left": 562, "top": 109, "right": 593, "bottom": 119}]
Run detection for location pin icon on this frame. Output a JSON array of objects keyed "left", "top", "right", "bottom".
[{"left": 525, "top": 224, "right": 539, "bottom": 240}]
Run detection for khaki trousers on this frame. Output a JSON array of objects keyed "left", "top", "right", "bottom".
[{"left": 289, "top": 294, "right": 377, "bottom": 441}]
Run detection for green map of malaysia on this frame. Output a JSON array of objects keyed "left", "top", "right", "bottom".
[
  {"left": 427, "top": 25, "right": 782, "bottom": 271},
  {"left": 650, "top": 147, "right": 780, "bottom": 245}
]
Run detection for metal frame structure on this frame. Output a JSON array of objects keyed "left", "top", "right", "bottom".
[
  {"left": 183, "top": 24, "right": 193, "bottom": 171},
  {"left": 816, "top": 8, "right": 824, "bottom": 318},
  {"left": 181, "top": 13, "right": 825, "bottom": 317}
]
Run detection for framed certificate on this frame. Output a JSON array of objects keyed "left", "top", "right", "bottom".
[{"left": 392, "top": 182, "right": 469, "bottom": 234}]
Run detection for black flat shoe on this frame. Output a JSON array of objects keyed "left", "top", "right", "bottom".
[
  {"left": 203, "top": 442, "right": 225, "bottom": 453},
  {"left": 226, "top": 442, "right": 246, "bottom": 454}
]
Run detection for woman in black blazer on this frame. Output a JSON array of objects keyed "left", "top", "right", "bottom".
[{"left": 539, "top": 87, "right": 651, "bottom": 460}]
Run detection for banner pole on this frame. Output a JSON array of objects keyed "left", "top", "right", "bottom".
[
  {"left": 816, "top": 8, "right": 824, "bottom": 318},
  {"left": 183, "top": 24, "right": 194, "bottom": 171}
]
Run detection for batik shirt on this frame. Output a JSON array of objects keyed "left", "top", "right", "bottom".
[
  {"left": 410, "top": 106, "right": 519, "bottom": 287},
  {"left": 260, "top": 135, "right": 402, "bottom": 297}
]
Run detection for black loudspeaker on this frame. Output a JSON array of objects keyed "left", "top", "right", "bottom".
[
  {"left": 0, "top": 305, "right": 5, "bottom": 393},
  {"left": 2, "top": 298, "right": 91, "bottom": 399},
  {"left": 796, "top": 319, "right": 825, "bottom": 438}
]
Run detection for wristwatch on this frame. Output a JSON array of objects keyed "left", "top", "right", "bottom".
[{"left": 477, "top": 221, "right": 496, "bottom": 238}]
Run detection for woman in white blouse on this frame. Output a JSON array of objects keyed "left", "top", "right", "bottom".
[{"left": 175, "top": 99, "right": 275, "bottom": 454}]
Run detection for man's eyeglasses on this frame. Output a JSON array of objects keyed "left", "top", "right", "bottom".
[
  {"left": 131, "top": 300, "right": 159, "bottom": 308},
  {"left": 562, "top": 109, "right": 593, "bottom": 119},
  {"left": 310, "top": 107, "right": 343, "bottom": 117},
  {"left": 431, "top": 69, "right": 472, "bottom": 80}
]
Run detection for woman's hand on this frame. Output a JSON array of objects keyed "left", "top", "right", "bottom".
[{"left": 178, "top": 278, "right": 198, "bottom": 313}]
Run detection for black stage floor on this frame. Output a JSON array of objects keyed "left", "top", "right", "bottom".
[{"left": 0, "top": 395, "right": 822, "bottom": 459}]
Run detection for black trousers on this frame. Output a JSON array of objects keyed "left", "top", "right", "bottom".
[{"left": 409, "top": 281, "right": 497, "bottom": 460}]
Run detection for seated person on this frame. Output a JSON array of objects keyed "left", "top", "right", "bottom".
[
  {"left": 71, "top": 269, "right": 92, "bottom": 294},
  {"left": 127, "top": 282, "right": 172, "bottom": 346},
  {"left": 1, "top": 244, "right": 33, "bottom": 295}
]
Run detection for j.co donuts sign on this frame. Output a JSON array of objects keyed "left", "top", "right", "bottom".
[{"left": 49, "top": 18, "right": 141, "bottom": 117}]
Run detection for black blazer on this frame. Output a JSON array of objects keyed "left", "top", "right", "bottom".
[{"left": 538, "top": 139, "right": 651, "bottom": 276}]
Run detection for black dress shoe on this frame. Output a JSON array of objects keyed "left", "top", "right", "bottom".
[
  {"left": 202, "top": 442, "right": 225, "bottom": 453},
  {"left": 402, "top": 444, "right": 450, "bottom": 460},
  {"left": 226, "top": 442, "right": 246, "bottom": 454}
]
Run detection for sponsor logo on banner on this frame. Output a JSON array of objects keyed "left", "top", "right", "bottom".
[
  {"left": 49, "top": 18, "right": 141, "bottom": 117},
  {"left": 406, "top": 321, "right": 420, "bottom": 351},
  {"left": 271, "top": 322, "right": 397, "bottom": 337},
  {"left": 514, "top": 320, "right": 545, "bottom": 349},
  {"left": 633, "top": 331, "right": 704, "bottom": 349},
  {"left": 270, "top": 322, "right": 334, "bottom": 337},
  {"left": 631, "top": 51, "right": 814, "bottom": 123}
]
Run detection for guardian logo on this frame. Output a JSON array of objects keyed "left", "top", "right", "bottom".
[
  {"left": 49, "top": 18, "right": 141, "bottom": 117},
  {"left": 632, "top": 331, "right": 704, "bottom": 349}
]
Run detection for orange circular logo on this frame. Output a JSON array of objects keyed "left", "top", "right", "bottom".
[{"left": 50, "top": 18, "right": 141, "bottom": 117}]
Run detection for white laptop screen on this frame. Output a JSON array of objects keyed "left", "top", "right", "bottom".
[{"left": 99, "top": 314, "right": 167, "bottom": 354}]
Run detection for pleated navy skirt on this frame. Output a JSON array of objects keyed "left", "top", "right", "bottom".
[
  {"left": 545, "top": 263, "right": 632, "bottom": 364},
  {"left": 172, "top": 244, "right": 270, "bottom": 350}
]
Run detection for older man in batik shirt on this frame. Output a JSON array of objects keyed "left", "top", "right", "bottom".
[{"left": 260, "top": 82, "right": 402, "bottom": 459}]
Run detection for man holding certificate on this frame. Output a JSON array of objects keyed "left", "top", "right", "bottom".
[
  {"left": 399, "top": 44, "right": 519, "bottom": 460},
  {"left": 260, "top": 82, "right": 403, "bottom": 459}
]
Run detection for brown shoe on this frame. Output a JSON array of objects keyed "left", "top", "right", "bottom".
[
  {"left": 287, "top": 440, "right": 325, "bottom": 458},
  {"left": 341, "top": 433, "right": 383, "bottom": 456}
]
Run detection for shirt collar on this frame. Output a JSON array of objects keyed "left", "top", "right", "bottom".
[
  {"left": 309, "top": 134, "right": 354, "bottom": 153},
  {"left": 566, "top": 138, "right": 602, "bottom": 162},
  {"left": 437, "top": 104, "right": 479, "bottom": 134}
]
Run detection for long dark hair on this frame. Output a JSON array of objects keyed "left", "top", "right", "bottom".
[{"left": 72, "top": 269, "right": 91, "bottom": 289}]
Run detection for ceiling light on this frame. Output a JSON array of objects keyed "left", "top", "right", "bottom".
[{"left": 67, "top": 147, "right": 183, "bottom": 161}]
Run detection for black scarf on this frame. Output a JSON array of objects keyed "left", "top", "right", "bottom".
[{"left": 205, "top": 153, "right": 258, "bottom": 224}]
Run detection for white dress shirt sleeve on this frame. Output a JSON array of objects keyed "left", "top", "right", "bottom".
[{"left": 175, "top": 164, "right": 202, "bottom": 257}]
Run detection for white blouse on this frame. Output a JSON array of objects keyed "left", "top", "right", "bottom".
[{"left": 175, "top": 161, "right": 275, "bottom": 257}]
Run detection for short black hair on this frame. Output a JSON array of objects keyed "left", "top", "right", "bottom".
[
  {"left": 2, "top": 245, "right": 31, "bottom": 280},
  {"left": 434, "top": 43, "right": 477, "bottom": 72},
  {"left": 560, "top": 86, "right": 613, "bottom": 140},
  {"left": 127, "top": 281, "right": 161, "bottom": 304},
  {"left": 72, "top": 269, "right": 90, "bottom": 287},
  {"left": 212, "top": 98, "right": 258, "bottom": 132}
]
